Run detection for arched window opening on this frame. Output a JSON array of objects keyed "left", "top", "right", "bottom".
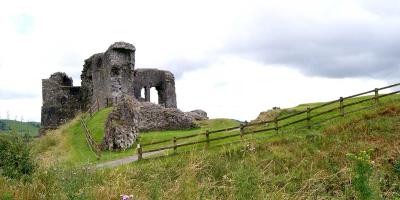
[
  {"left": 140, "top": 88, "right": 145, "bottom": 99},
  {"left": 150, "top": 87, "right": 158, "bottom": 104}
]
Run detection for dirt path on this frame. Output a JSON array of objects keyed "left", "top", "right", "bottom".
[{"left": 95, "top": 150, "right": 164, "bottom": 168}]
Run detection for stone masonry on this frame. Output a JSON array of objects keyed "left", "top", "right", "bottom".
[
  {"left": 40, "top": 42, "right": 181, "bottom": 134},
  {"left": 133, "top": 69, "right": 177, "bottom": 108},
  {"left": 103, "top": 95, "right": 197, "bottom": 151},
  {"left": 81, "top": 42, "right": 136, "bottom": 110},
  {"left": 103, "top": 95, "right": 140, "bottom": 151},
  {"left": 40, "top": 72, "right": 81, "bottom": 133}
]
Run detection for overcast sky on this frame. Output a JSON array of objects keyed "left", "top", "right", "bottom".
[{"left": 0, "top": 0, "right": 399, "bottom": 122}]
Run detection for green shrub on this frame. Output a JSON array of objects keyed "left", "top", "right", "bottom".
[
  {"left": 394, "top": 159, "right": 400, "bottom": 176},
  {"left": 346, "top": 149, "right": 375, "bottom": 199},
  {"left": 0, "top": 133, "right": 35, "bottom": 180},
  {"left": 22, "top": 132, "right": 32, "bottom": 143},
  {"left": 0, "top": 192, "right": 13, "bottom": 200}
]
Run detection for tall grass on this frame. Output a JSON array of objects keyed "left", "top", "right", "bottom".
[{"left": 1, "top": 100, "right": 400, "bottom": 199}]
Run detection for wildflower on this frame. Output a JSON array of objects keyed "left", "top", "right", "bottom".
[{"left": 120, "top": 194, "right": 134, "bottom": 200}]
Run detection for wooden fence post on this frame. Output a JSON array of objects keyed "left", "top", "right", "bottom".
[
  {"left": 339, "top": 97, "right": 344, "bottom": 117},
  {"left": 137, "top": 144, "right": 142, "bottom": 160},
  {"left": 240, "top": 123, "right": 244, "bottom": 139},
  {"left": 173, "top": 137, "right": 177, "bottom": 153},
  {"left": 97, "top": 99, "right": 100, "bottom": 111},
  {"left": 274, "top": 116, "right": 279, "bottom": 134},
  {"left": 374, "top": 88, "right": 379, "bottom": 104},
  {"left": 205, "top": 130, "right": 210, "bottom": 149},
  {"left": 306, "top": 107, "right": 311, "bottom": 129}
]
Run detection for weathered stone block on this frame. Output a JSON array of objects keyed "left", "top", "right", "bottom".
[
  {"left": 136, "top": 102, "right": 197, "bottom": 132},
  {"left": 185, "top": 109, "right": 209, "bottom": 121},
  {"left": 103, "top": 96, "right": 140, "bottom": 151}
]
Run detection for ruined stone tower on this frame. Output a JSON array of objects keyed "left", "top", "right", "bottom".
[
  {"left": 41, "top": 72, "right": 81, "bottom": 131},
  {"left": 40, "top": 42, "right": 178, "bottom": 134},
  {"left": 81, "top": 42, "right": 136, "bottom": 109}
]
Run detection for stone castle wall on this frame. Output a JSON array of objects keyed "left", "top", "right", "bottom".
[
  {"left": 81, "top": 42, "right": 136, "bottom": 109},
  {"left": 40, "top": 42, "right": 178, "bottom": 134},
  {"left": 40, "top": 73, "right": 81, "bottom": 134},
  {"left": 133, "top": 68, "right": 177, "bottom": 108}
]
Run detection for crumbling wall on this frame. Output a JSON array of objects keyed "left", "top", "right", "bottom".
[
  {"left": 103, "top": 95, "right": 140, "bottom": 151},
  {"left": 40, "top": 72, "right": 81, "bottom": 135},
  {"left": 185, "top": 109, "right": 209, "bottom": 121},
  {"left": 105, "top": 42, "right": 135, "bottom": 105},
  {"left": 40, "top": 42, "right": 183, "bottom": 136},
  {"left": 136, "top": 101, "right": 196, "bottom": 132},
  {"left": 133, "top": 68, "right": 177, "bottom": 108},
  {"left": 81, "top": 42, "right": 135, "bottom": 109},
  {"left": 80, "top": 53, "right": 102, "bottom": 111},
  {"left": 81, "top": 42, "right": 176, "bottom": 110},
  {"left": 103, "top": 95, "right": 196, "bottom": 151}
]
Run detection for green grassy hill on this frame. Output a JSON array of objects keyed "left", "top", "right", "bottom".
[
  {"left": 1, "top": 95, "right": 400, "bottom": 199},
  {"left": 0, "top": 119, "right": 40, "bottom": 136},
  {"left": 30, "top": 107, "right": 241, "bottom": 166}
]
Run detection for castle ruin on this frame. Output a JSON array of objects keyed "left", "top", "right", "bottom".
[{"left": 40, "top": 42, "right": 179, "bottom": 134}]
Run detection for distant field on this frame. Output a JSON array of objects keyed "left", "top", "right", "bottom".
[{"left": 0, "top": 119, "right": 40, "bottom": 136}]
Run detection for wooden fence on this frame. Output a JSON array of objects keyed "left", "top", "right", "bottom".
[
  {"left": 80, "top": 99, "right": 102, "bottom": 158},
  {"left": 136, "top": 83, "right": 400, "bottom": 160}
]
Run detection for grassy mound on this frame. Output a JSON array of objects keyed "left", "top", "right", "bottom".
[
  {"left": 1, "top": 95, "right": 400, "bottom": 199},
  {"left": 29, "top": 94, "right": 400, "bottom": 167},
  {"left": 1, "top": 102, "right": 400, "bottom": 199},
  {"left": 31, "top": 107, "right": 240, "bottom": 166}
]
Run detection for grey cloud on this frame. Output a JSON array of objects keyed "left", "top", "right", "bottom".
[
  {"left": 219, "top": 3, "right": 400, "bottom": 80},
  {"left": 48, "top": 2, "right": 400, "bottom": 82}
]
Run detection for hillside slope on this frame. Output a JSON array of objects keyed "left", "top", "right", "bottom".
[
  {"left": 1, "top": 97, "right": 399, "bottom": 199},
  {"left": 31, "top": 107, "right": 240, "bottom": 166}
]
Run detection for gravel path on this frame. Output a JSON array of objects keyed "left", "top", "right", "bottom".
[{"left": 95, "top": 150, "right": 164, "bottom": 168}]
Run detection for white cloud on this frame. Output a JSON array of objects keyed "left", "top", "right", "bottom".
[
  {"left": 0, "top": 98, "right": 41, "bottom": 122},
  {"left": 177, "top": 57, "right": 387, "bottom": 120}
]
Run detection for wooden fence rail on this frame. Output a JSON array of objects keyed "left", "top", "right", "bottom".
[
  {"left": 79, "top": 99, "right": 102, "bottom": 158},
  {"left": 80, "top": 118, "right": 102, "bottom": 158},
  {"left": 136, "top": 83, "right": 400, "bottom": 160}
]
